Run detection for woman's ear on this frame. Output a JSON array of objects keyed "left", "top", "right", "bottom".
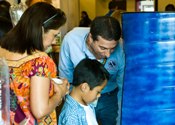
[{"left": 80, "top": 82, "right": 90, "bottom": 93}]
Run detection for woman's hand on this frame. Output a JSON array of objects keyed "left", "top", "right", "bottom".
[{"left": 53, "top": 78, "right": 70, "bottom": 100}]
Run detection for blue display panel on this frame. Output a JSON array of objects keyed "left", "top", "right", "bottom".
[{"left": 122, "top": 12, "right": 175, "bottom": 125}]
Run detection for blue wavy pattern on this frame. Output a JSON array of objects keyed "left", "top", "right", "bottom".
[{"left": 122, "top": 12, "right": 175, "bottom": 125}]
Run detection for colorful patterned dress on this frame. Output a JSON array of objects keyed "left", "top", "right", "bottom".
[{"left": 6, "top": 51, "right": 57, "bottom": 125}]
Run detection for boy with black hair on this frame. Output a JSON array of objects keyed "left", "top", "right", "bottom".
[{"left": 58, "top": 58, "right": 109, "bottom": 125}]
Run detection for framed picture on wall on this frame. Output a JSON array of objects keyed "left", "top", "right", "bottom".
[{"left": 136, "top": 0, "right": 157, "bottom": 12}]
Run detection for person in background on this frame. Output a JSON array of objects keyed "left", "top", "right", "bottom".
[
  {"left": 59, "top": 16, "right": 125, "bottom": 125},
  {"left": 165, "top": 4, "right": 175, "bottom": 11},
  {"left": 79, "top": 11, "right": 92, "bottom": 27},
  {"left": 0, "top": 0, "right": 10, "bottom": 7},
  {"left": 0, "top": 17, "right": 13, "bottom": 39},
  {"left": 0, "top": 2, "right": 69, "bottom": 124},
  {"left": 111, "top": 9, "right": 125, "bottom": 29},
  {"left": 0, "top": 0, "right": 13, "bottom": 39},
  {"left": 0, "top": 0, "right": 11, "bottom": 20},
  {"left": 111, "top": 9, "right": 125, "bottom": 125},
  {"left": 105, "top": 0, "right": 118, "bottom": 16},
  {"left": 58, "top": 58, "right": 109, "bottom": 125},
  {"left": 106, "top": 3, "right": 125, "bottom": 124}
]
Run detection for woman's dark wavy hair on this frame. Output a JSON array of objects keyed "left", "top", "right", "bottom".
[
  {"left": 0, "top": 2, "right": 66, "bottom": 54},
  {"left": 90, "top": 16, "right": 121, "bottom": 42}
]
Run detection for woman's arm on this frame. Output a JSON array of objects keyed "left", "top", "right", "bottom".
[{"left": 30, "top": 76, "right": 68, "bottom": 119}]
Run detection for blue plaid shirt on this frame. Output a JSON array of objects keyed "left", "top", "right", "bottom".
[{"left": 58, "top": 95, "right": 96, "bottom": 125}]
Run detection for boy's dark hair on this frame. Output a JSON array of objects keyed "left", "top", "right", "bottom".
[
  {"left": 90, "top": 16, "right": 121, "bottom": 42},
  {"left": 72, "top": 58, "right": 109, "bottom": 90}
]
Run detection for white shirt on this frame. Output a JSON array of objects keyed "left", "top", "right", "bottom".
[{"left": 79, "top": 103, "right": 98, "bottom": 125}]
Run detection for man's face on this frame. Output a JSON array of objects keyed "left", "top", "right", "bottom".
[{"left": 89, "top": 35, "right": 118, "bottom": 59}]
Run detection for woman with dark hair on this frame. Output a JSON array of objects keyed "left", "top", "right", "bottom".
[
  {"left": 0, "top": 2, "right": 69, "bottom": 124},
  {"left": 79, "top": 11, "right": 91, "bottom": 27}
]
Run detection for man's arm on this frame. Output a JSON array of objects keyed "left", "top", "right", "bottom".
[{"left": 58, "top": 36, "right": 73, "bottom": 83}]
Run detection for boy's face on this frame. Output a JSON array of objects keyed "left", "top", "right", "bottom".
[{"left": 82, "top": 80, "right": 107, "bottom": 105}]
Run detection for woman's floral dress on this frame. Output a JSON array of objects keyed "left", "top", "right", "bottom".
[{"left": 7, "top": 52, "right": 57, "bottom": 125}]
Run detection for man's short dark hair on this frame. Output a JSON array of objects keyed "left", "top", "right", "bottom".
[{"left": 90, "top": 16, "right": 121, "bottom": 42}]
